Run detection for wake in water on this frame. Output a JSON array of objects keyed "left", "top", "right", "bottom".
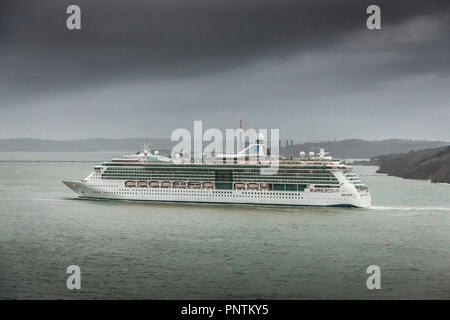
[
  {"left": 22, "top": 199, "right": 450, "bottom": 213},
  {"left": 30, "top": 198, "right": 69, "bottom": 202},
  {"left": 369, "top": 205, "right": 450, "bottom": 212}
]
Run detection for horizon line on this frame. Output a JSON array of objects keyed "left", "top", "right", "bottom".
[{"left": 0, "top": 137, "right": 449, "bottom": 143}]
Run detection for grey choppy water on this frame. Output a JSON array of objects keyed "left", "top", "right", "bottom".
[{"left": 0, "top": 152, "right": 449, "bottom": 299}]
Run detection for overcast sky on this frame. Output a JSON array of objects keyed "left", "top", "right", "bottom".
[{"left": 1, "top": 0, "right": 449, "bottom": 140}]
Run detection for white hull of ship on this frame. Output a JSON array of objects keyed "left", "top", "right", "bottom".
[{"left": 62, "top": 180, "right": 371, "bottom": 208}]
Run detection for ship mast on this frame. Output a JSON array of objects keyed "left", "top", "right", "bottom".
[{"left": 237, "top": 114, "right": 245, "bottom": 152}]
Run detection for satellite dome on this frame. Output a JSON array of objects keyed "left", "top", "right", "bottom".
[
  {"left": 175, "top": 153, "right": 181, "bottom": 159},
  {"left": 309, "top": 151, "right": 315, "bottom": 157},
  {"left": 154, "top": 150, "right": 159, "bottom": 155},
  {"left": 299, "top": 151, "right": 306, "bottom": 158}
]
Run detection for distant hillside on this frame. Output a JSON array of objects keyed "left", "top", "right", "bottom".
[
  {"left": 0, "top": 138, "right": 448, "bottom": 159},
  {"left": 0, "top": 138, "right": 172, "bottom": 152},
  {"left": 281, "top": 139, "right": 449, "bottom": 159},
  {"left": 377, "top": 146, "right": 450, "bottom": 183}
]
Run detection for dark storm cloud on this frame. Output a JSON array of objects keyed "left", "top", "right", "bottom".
[
  {"left": 1, "top": 0, "right": 449, "bottom": 101},
  {"left": 0, "top": 0, "right": 450, "bottom": 140}
]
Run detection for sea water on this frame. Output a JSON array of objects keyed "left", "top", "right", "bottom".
[{"left": 0, "top": 152, "right": 449, "bottom": 299}]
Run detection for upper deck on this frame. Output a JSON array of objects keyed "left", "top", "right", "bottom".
[{"left": 102, "top": 144, "right": 348, "bottom": 170}]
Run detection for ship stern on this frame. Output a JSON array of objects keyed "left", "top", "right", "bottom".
[{"left": 355, "top": 191, "right": 371, "bottom": 208}]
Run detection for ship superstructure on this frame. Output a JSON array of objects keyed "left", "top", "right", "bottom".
[{"left": 62, "top": 139, "right": 371, "bottom": 208}]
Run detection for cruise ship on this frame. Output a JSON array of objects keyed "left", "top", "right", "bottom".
[{"left": 62, "top": 138, "right": 371, "bottom": 208}]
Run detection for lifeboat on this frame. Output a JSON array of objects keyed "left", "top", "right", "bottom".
[
  {"left": 187, "top": 182, "right": 201, "bottom": 189},
  {"left": 161, "top": 181, "right": 171, "bottom": 188},
  {"left": 125, "top": 181, "right": 136, "bottom": 188},
  {"left": 138, "top": 181, "right": 147, "bottom": 188},
  {"left": 149, "top": 181, "right": 160, "bottom": 188},
  {"left": 234, "top": 183, "right": 246, "bottom": 190},
  {"left": 247, "top": 183, "right": 259, "bottom": 190},
  {"left": 173, "top": 181, "right": 187, "bottom": 189},
  {"left": 260, "top": 183, "right": 271, "bottom": 190},
  {"left": 202, "top": 182, "right": 214, "bottom": 189}
]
